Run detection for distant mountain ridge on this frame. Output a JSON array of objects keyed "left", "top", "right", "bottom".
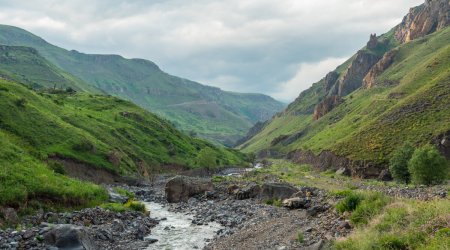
[
  {"left": 0, "top": 25, "right": 285, "bottom": 145},
  {"left": 238, "top": 0, "right": 450, "bottom": 178}
]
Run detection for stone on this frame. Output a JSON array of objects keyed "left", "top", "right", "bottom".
[
  {"left": 235, "top": 183, "right": 261, "bottom": 200},
  {"left": 335, "top": 168, "right": 350, "bottom": 176},
  {"left": 1, "top": 208, "right": 18, "bottom": 224},
  {"left": 338, "top": 220, "right": 352, "bottom": 229},
  {"left": 259, "top": 183, "right": 298, "bottom": 200},
  {"left": 145, "top": 237, "right": 158, "bottom": 244},
  {"left": 378, "top": 169, "right": 392, "bottom": 181},
  {"left": 107, "top": 188, "right": 128, "bottom": 204},
  {"left": 43, "top": 224, "right": 98, "bottom": 250},
  {"left": 304, "top": 240, "right": 324, "bottom": 250},
  {"left": 165, "top": 175, "right": 214, "bottom": 203},
  {"left": 282, "top": 197, "right": 308, "bottom": 209}
]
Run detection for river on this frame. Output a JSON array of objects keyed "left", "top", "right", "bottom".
[{"left": 144, "top": 202, "right": 223, "bottom": 250}]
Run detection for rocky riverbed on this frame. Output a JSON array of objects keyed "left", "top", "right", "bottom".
[{"left": 0, "top": 170, "right": 448, "bottom": 250}]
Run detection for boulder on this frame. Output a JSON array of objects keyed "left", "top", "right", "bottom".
[
  {"left": 107, "top": 189, "right": 128, "bottom": 204},
  {"left": 335, "top": 167, "right": 350, "bottom": 176},
  {"left": 235, "top": 183, "right": 261, "bottom": 200},
  {"left": 260, "top": 183, "right": 298, "bottom": 200},
  {"left": 378, "top": 169, "right": 392, "bottom": 181},
  {"left": 1, "top": 207, "right": 18, "bottom": 224},
  {"left": 165, "top": 175, "right": 213, "bottom": 203},
  {"left": 43, "top": 224, "right": 98, "bottom": 250},
  {"left": 282, "top": 197, "right": 309, "bottom": 209}
]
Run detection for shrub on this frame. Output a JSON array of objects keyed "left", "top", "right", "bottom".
[
  {"left": 14, "top": 98, "right": 27, "bottom": 107},
  {"left": 264, "top": 198, "right": 282, "bottom": 207},
  {"left": 297, "top": 231, "right": 304, "bottom": 243},
  {"left": 350, "top": 192, "right": 390, "bottom": 225},
  {"left": 124, "top": 200, "right": 148, "bottom": 215},
  {"left": 408, "top": 145, "right": 449, "bottom": 185},
  {"left": 100, "top": 203, "right": 128, "bottom": 213},
  {"left": 47, "top": 160, "right": 65, "bottom": 175},
  {"left": 389, "top": 142, "right": 414, "bottom": 183},
  {"left": 336, "top": 193, "right": 363, "bottom": 213},
  {"left": 196, "top": 147, "right": 217, "bottom": 169}
]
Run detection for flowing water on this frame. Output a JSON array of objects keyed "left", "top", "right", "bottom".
[{"left": 144, "top": 202, "right": 223, "bottom": 250}]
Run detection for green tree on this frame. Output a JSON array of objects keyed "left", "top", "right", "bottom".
[
  {"left": 196, "top": 147, "right": 217, "bottom": 169},
  {"left": 389, "top": 142, "right": 414, "bottom": 183},
  {"left": 408, "top": 145, "right": 449, "bottom": 185}
]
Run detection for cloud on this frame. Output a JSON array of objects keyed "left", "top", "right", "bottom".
[
  {"left": 0, "top": 0, "right": 424, "bottom": 101},
  {"left": 272, "top": 57, "right": 348, "bottom": 102}
]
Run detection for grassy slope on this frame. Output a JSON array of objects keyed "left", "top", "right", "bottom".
[
  {"left": 0, "top": 129, "right": 108, "bottom": 208},
  {"left": 241, "top": 27, "right": 450, "bottom": 164},
  {"left": 0, "top": 79, "right": 246, "bottom": 176},
  {"left": 0, "top": 45, "right": 100, "bottom": 93},
  {"left": 0, "top": 24, "right": 285, "bottom": 145}
]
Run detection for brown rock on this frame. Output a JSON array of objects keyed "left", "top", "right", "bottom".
[
  {"left": 313, "top": 95, "right": 343, "bottom": 120},
  {"left": 363, "top": 49, "right": 398, "bottom": 89},
  {"left": 165, "top": 175, "right": 213, "bottom": 203},
  {"left": 395, "top": 0, "right": 450, "bottom": 43}
]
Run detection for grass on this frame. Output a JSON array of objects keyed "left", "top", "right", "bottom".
[
  {"left": 335, "top": 199, "right": 450, "bottom": 250},
  {"left": 113, "top": 187, "right": 135, "bottom": 199},
  {"left": 0, "top": 79, "right": 248, "bottom": 177},
  {"left": 264, "top": 198, "right": 283, "bottom": 207},
  {"left": 0, "top": 130, "right": 108, "bottom": 209},
  {"left": 100, "top": 200, "right": 148, "bottom": 215},
  {"left": 240, "top": 26, "right": 450, "bottom": 165},
  {"left": 297, "top": 231, "right": 304, "bottom": 243}
]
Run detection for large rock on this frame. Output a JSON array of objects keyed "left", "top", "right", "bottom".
[
  {"left": 259, "top": 183, "right": 298, "bottom": 200},
  {"left": 282, "top": 197, "right": 309, "bottom": 209},
  {"left": 1, "top": 207, "right": 18, "bottom": 224},
  {"left": 43, "top": 224, "right": 98, "bottom": 250},
  {"left": 234, "top": 183, "right": 261, "bottom": 200},
  {"left": 165, "top": 175, "right": 213, "bottom": 203}
]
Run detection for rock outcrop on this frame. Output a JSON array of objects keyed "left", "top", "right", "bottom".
[
  {"left": 313, "top": 96, "right": 343, "bottom": 120},
  {"left": 165, "top": 175, "right": 213, "bottom": 203},
  {"left": 363, "top": 49, "right": 398, "bottom": 89},
  {"left": 395, "top": 0, "right": 450, "bottom": 43},
  {"left": 286, "top": 150, "right": 387, "bottom": 179}
]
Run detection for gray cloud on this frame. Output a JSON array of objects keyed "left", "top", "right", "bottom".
[{"left": 0, "top": 0, "right": 423, "bottom": 101}]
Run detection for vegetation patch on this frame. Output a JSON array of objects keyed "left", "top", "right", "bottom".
[{"left": 335, "top": 199, "right": 450, "bottom": 250}]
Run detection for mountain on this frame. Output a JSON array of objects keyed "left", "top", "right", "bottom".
[
  {"left": 0, "top": 25, "right": 285, "bottom": 145},
  {"left": 238, "top": 0, "right": 450, "bottom": 178},
  {"left": 0, "top": 45, "right": 101, "bottom": 93}
]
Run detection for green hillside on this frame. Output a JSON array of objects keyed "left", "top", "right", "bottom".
[
  {"left": 0, "top": 24, "right": 284, "bottom": 145},
  {"left": 0, "top": 45, "right": 100, "bottom": 93},
  {"left": 0, "top": 78, "right": 246, "bottom": 173},
  {"left": 240, "top": 26, "right": 450, "bottom": 166}
]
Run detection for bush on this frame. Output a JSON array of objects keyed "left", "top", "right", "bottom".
[
  {"left": 297, "top": 231, "right": 304, "bottom": 243},
  {"left": 389, "top": 142, "right": 414, "bottom": 183},
  {"left": 14, "top": 98, "right": 27, "bottom": 107},
  {"left": 408, "top": 145, "right": 449, "bottom": 185},
  {"left": 47, "top": 160, "right": 65, "bottom": 175},
  {"left": 350, "top": 192, "right": 390, "bottom": 225},
  {"left": 336, "top": 193, "right": 363, "bottom": 213},
  {"left": 264, "top": 198, "right": 282, "bottom": 207},
  {"left": 124, "top": 200, "right": 148, "bottom": 215},
  {"left": 196, "top": 147, "right": 217, "bottom": 169}
]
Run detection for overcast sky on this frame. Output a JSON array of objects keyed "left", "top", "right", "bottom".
[{"left": 0, "top": 0, "right": 423, "bottom": 102}]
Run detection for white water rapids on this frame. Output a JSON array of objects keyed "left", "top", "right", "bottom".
[{"left": 144, "top": 202, "right": 223, "bottom": 250}]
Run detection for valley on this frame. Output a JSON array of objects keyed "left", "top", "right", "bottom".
[{"left": 0, "top": 0, "right": 449, "bottom": 249}]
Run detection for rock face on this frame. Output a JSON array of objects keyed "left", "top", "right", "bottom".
[
  {"left": 260, "top": 183, "right": 298, "bottom": 200},
  {"left": 395, "top": 0, "right": 450, "bottom": 43},
  {"left": 286, "top": 150, "right": 387, "bottom": 179},
  {"left": 312, "top": 34, "right": 384, "bottom": 120},
  {"left": 313, "top": 96, "right": 343, "bottom": 120},
  {"left": 334, "top": 50, "right": 381, "bottom": 97},
  {"left": 43, "top": 224, "right": 98, "bottom": 250},
  {"left": 165, "top": 175, "right": 213, "bottom": 203},
  {"left": 363, "top": 49, "right": 398, "bottom": 88}
]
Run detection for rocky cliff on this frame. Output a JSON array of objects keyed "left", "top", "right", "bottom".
[
  {"left": 395, "top": 0, "right": 450, "bottom": 43},
  {"left": 363, "top": 49, "right": 398, "bottom": 89}
]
